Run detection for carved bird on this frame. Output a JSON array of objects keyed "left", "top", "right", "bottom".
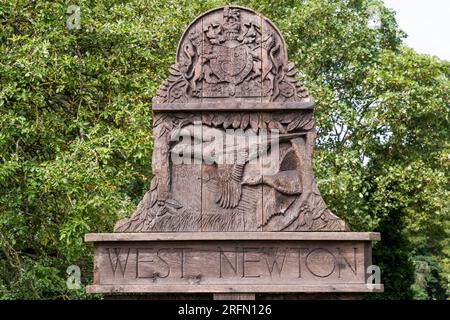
[
  {"left": 215, "top": 132, "right": 306, "bottom": 208},
  {"left": 171, "top": 126, "right": 306, "bottom": 209}
]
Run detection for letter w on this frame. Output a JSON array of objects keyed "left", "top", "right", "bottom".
[
  {"left": 108, "top": 248, "right": 130, "bottom": 277},
  {"left": 265, "top": 248, "right": 287, "bottom": 276}
]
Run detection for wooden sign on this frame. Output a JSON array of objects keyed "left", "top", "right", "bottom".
[
  {"left": 86, "top": 6, "right": 383, "bottom": 298},
  {"left": 86, "top": 232, "right": 382, "bottom": 294}
]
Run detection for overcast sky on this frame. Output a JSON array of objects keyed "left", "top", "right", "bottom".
[{"left": 383, "top": 0, "right": 449, "bottom": 61}]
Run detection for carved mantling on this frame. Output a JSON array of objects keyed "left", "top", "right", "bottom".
[
  {"left": 153, "top": 6, "right": 310, "bottom": 104},
  {"left": 115, "top": 6, "right": 347, "bottom": 233}
]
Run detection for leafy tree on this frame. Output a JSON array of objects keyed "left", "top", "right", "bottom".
[{"left": 0, "top": 0, "right": 448, "bottom": 299}]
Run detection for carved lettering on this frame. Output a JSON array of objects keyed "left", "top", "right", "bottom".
[
  {"left": 135, "top": 248, "right": 170, "bottom": 279},
  {"left": 98, "top": 243, "right": 369, "bottom": 286},
  {"left": 242, "top": 248, "right": 261, "bottom": 278},
  {"left": 305, "top": 248, "right": 336, "bottom": 278},
  {"left": 264, "top": 248, "right": 287, "bottom": 276},
  {"left": 219, "top": 247, "right": 238, "bottom": 278},
  {"left": 293, "top": 247, "right": 309, "bottom": 278},
  {"left": 107, "top": 248, "right": 130, "bottom": 277},
  {"left": 337, "top": 247, "right": 357, "bottom": 278},
  {"left": 180, "top": 248, "right": 192, "bottom": 279}
]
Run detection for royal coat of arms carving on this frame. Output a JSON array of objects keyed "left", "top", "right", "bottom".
[
  {"left": 153, "top": 6, "right": 308, "bottom": 103},
  {"left": 115, "top": 6, "right": 348, "bottom": 233}
]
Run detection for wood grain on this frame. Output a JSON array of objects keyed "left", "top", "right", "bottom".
[
  {"left": 87, "top": 236, "right": 381, "bottom": 293},
  {"left": 88, "top": 6, "right": 383, "bottom": 298},
  {"left": 87, "top": 284, "right": 384, "bottom": 294},
  {"left": 153, "top": 100, "right": 314, "bottom": 111},
  {"left": 86, "top": 232, "right": 381, "bottom": 242}
]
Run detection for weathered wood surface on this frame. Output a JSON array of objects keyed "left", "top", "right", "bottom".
[
  {"left": 86, "top": 233, "right": 382, "bottom": 294},
  {"left": 88, "top": 284, "right": 383, "bottom": 294},
  {"left": 114, "top": 6, "right": 348, "bottom": 233},
  {"left": 213, "top": 293, "right": 255, "bottom": 300},
  {"left": 152, "top": 100, "right": 314, "bottom": 111},
  {"left": 115, "top": 109, "right": 347, "bottom": 232},
  {"left": 87, "top": 5, "right": 383, "bottom": 297},
  {"left": 85, "top": 232, "right": 381, "bottom": 242}
]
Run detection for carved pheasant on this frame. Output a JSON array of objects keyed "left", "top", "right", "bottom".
[
  {"left": 170, "top": 126, "right": 306, "bottom": 209},
  {"left": 214, "top": 132, "right": 306, "bottom": 209}
]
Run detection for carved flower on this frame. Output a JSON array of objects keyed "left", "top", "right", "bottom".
[
  {"left": 170, "top": 85, "right": 184, "bottom": 99},
  {"left": 279, "top": 81, "right": 295, "bottom": 98},
  {"left": 241, "top": 81, "right": 250, "bottom": 93}
]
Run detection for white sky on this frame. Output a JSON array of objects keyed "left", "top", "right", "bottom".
[{"left": 383, "top": 0, "right": 449, "bottom": 61}]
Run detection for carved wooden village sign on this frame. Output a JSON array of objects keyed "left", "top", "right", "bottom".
[{"left": 86, "top": 6, "right": 383, "bottom": 298}]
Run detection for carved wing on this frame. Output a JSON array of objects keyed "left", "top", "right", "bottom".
[{"left": 215, "top": 163, "right": 244, "bottom": 209}]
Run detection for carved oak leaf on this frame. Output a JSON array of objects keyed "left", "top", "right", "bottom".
[
  {"left": 241, "top": 113, "right": 250, "bottom": 130},
  {"left": 268, "top": 120, "right": 285, "bottom": 133},
  {"left": 202, "top": 113, "right": 212, "bottom": 126},
  {"left": 313, "top": 206, "right": 326, "bottom": 220},
  {"left": 284, "top": 62, "right": 297, "bottom": 77},
  {"left": 286, "top": 113, "right": 314, "bottom": 132},
  {"left": 156, "top": 84, "right": 168, "bottom": 99},
  {"left": 157, "top": 123, "right": 172, "bottom": 137},
  {"left": 232, "top": 114, "right": 241, "bottom": 129},
  {"left": 169, "top": 65, "right": 182, "bottom": 76},
  {"left": 164, "top": 199, "right": 183, "bottom": 215},
  {"left": 250, "top": 113, "right": 259, "bottom": 132},
  {"left": 223, "top": 116, "right": 233, "bottom": 129},
  {"left": 261, "top": 112, "right": 271, "bottom": 123},
  {"left": 286, "top": 116, "right": 303, "bottom": 132},
  {"left": 259, "top": 116, "right": 267, "bottom": 130},
  {"left": 149, "top": 178, "right": 158, "bottom": 208},
  {"left": 321, "top": 212, "right": 329, "bottom": 222},
  {"left": 154, "top": 63, "right": 191, "bottom": 104},
  {"left": 153, "top": 114, "right": 167, "bottom": 127},
  {"left": 212, "top": 113, "right": 226, "bottom": 127},
  {"left": 298, "top": 211, "right": 306, "bottom": 226},
  {"left": 304, "top": 207, "right": 314, "bottom": 229},
  {"left": 281, "top": 118, "right": 292, "bottom": 125},
  {"left": 296, "top": 83, "right": 309, "bottom": 98}
]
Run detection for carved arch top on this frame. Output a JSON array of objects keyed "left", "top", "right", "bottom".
[{"left": 154, "top": 6, "right": 311, "bottom": 105}]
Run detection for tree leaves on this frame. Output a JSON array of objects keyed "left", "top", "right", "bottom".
[{"left": 0, "top": 0, "right": 447, "bottom": 300}]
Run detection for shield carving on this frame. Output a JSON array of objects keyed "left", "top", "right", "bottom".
[{"left": 210, "top": 45, "right": 253, "bottom": 84}]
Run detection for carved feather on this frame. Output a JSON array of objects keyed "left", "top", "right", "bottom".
[{"left": 216, "top": 163, "right": 244, "bottom": 209}]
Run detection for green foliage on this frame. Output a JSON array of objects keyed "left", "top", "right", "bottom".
[
  {"left": 370, "top": 209, "right": 415, "bottom": 299},
  {"left": 0, "top": 0, "right": 448, "bottom": 299}
]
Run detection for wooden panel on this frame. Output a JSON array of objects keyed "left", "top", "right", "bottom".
[
  {"left": 87, "top": 237, "right": 382, "bottom": 293},
  {"left": 85, "top": 232, "right": 382, "bottom": 242},
  {"left": 168, "top": 163, "right": 202, "bottom": 231},
  {"left": 87, "top": 284, "right": 383, "bottom": 294},
  {"left": 261, "top": 142, "right": 300, "bottom": 231},
  {"left": 241, "top": 184, "right": 263, "bottom": 231},
  {"left": 152, "top": 100, "right": 314, "bottom": 111},
  {"left": 213, "top": 293, "right": 255, "bottom": 300}
]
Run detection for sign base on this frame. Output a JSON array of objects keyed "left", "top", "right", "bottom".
[{"left": 85, "top": 232, "right": 383, "bottom": 295}]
